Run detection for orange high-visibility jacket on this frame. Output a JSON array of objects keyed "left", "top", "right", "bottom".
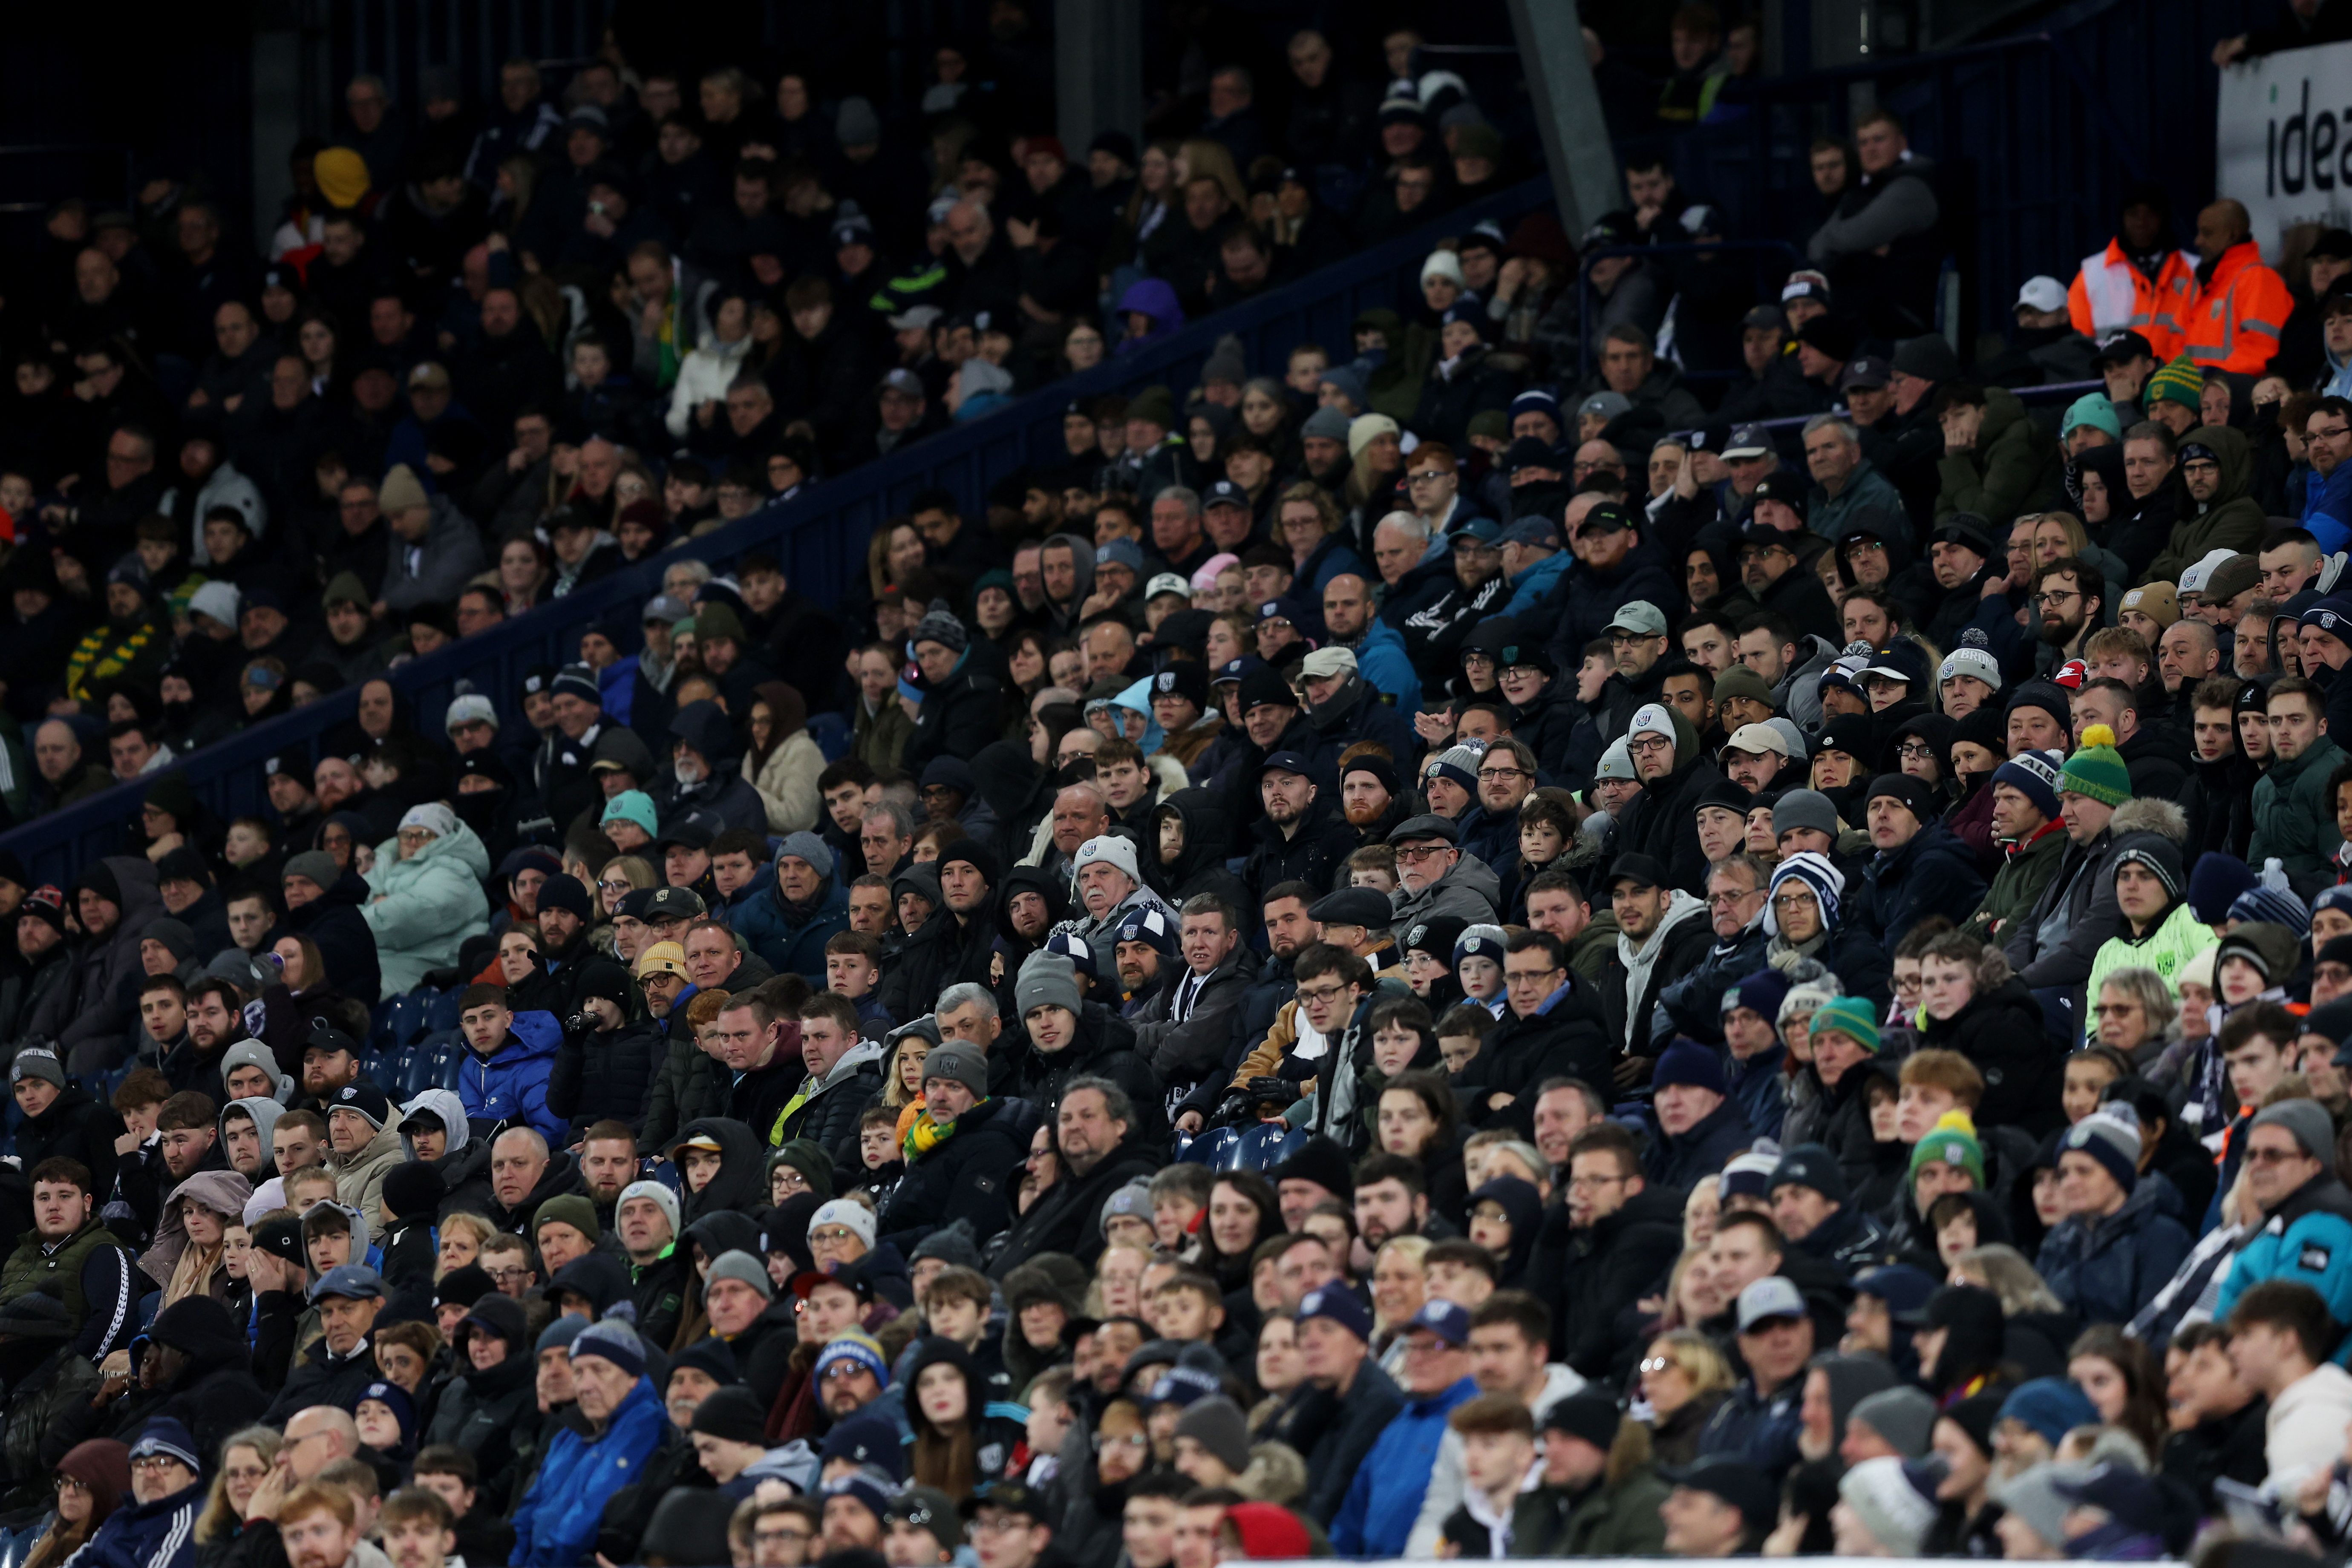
[
  {"left": 2182, "top": 240, "right": 2293, "bottom": 374},
  {"left": 2066, "top": 239, "right": 2199, "bottom": 360}
]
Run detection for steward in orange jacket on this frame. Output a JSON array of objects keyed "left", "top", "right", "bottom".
[{"left": 2183, "top": 200, "right": 2292, "bottom": 375}]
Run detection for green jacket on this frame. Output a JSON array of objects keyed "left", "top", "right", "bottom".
[
  {"left": 2083, "top": 901, "right": 2217, "bottom": 1045},
  {"left": 2250, "top": 732, "right": 2349, "bottom": 874},
  {"left": 2146, "top": 423, "right": 2270, "bottom": 584},
  {"left": 1510, "top": 1468, "right": 1672, "bottom": 1558},
  {"left": 1935, "top": 385, "right": 2063, "bottom": 522},
  {"left": 1960, "top": 818, "right": 2070, "bottom": 945}
]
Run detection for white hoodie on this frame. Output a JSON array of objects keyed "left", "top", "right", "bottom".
[{"left": 1614, "top": 889, "right": 1708, "bottom": 1050}]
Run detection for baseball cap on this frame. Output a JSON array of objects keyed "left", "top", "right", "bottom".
[
  {"left": 1840, "top": 355, "right": 1891, "bottom": 391},
  {"left": 1721, "top": 424, "right": 1773, "bottom": 460},
  {"left": 2013, "top": 276, "right": 2068, "bottom": 314},
  {"left": 2093, "top": 330, "right": 2153, "bottom": 365},
  {"left": 1605, "top": 601, "right": 1667, "bottom": 637},
  {"left": 1735, "top": 1276, "right": 1807, "bottom": 1332}
]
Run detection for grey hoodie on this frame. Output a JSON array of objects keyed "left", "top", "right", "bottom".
[
  {"left": 1041, "top": 531, "right": 1096, "bottom": 632},
  {"left": 381, "top": 494, "right": 489, "bottom": 613}
]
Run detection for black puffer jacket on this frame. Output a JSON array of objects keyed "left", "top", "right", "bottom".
[
  {"left": 640, "top": 997, "right": 727, "bottom": 1153},
  {"left": 1008, "top": 1002, "right": 1164, "bottom": 1147},
  {"left": 1144, "top": 788, "right": 1253, "bottom": 912},
  {"left": 419, "top": 1341, "right": 541, "bottom": 1505},
  {"left": 546, "top": 1004, "right": 666, "bottom": 1140},
  {"left": 1920, "top": 972, "right": 2063, "bottom": 1137},
  {"left": 281, "top": 869, "right": 383, "bottom": 1004},
  {"left": 876, "top": 1095, "right": 1029, "bottom": 1254},
  {"left": 1537, "top": 1185, "right": 1685, "bottom": 1378}
]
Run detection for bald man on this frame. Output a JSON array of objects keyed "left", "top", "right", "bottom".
[{"left": 2187, "top": 199, "right": 2291, "bottom": 375}]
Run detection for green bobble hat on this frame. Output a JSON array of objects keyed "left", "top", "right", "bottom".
[
  {"left": 1908, "top": 1111, "right": 1986, "bottom": 1185},
  {"left": 2058, "top": 724, "right": 2132, "bottom": 808},
  {"left": 1807, "top": 995, "right": 1880, "bottom": 1055}
]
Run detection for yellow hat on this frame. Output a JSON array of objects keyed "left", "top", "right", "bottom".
[
  {"left": 634, "top": 941, "right": 688, "bottom": 980},
  {"left": 313, "top": 147, "right": 371, "bottom": 210}
]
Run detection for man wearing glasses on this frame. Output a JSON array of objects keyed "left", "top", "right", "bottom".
[
  {"left": 84, "top": 1419, "right": 204, "bottom": 1568},
  {"left": 2029, "top": 554, "right": 2105, "bottom": 676},
  {"left": 1660, "top": 853, "right": 1772, "bottom": 1045},
  {"left": 1385, "top": 815, "right": 1499, "bottom": 932},
  {"left": 1734, "top": 512, "right": 1841, "bottom": 645},
  {"left": 1473, "top": 929, "right": 1613, "bottom": 1115},
  {"left": 958, "top": 1482, "right": 1056, "bottom": 1568}
]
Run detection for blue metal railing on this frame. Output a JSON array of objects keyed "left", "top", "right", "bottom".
[{"left": 0, "top": 177, "right": 1557, "bottom": 887}]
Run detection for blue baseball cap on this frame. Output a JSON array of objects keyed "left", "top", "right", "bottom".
[
  {"left": 1297, "top": 1286, "right": 1373, "bottom": 1342},
  {"left": 1405, "top": 1298, "right": 1472, "bottom": 1347},
  {"left": 1449, "top": 518, "right": 1503, "bottom": 548}
]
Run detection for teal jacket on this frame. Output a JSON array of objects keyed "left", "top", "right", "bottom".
[{"left": 2216, "top": 1174, "right": 2352, "bottom": 1364}]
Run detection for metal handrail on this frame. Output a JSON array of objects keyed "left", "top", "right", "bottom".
[{"left": 0, "top": 178, "right": 1558, "bottom": 885}]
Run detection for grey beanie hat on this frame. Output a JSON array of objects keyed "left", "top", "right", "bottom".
[
  {"left": 1993, "top": 1464, "right": 2081, "bottom": 1551},
  {"left": 1016, "top": 951, "right": 1084, "bottom": 1019},
  {"left": 1300, "top": 406, "right": 1351, "bottom": 442},
  {"left": 705, "top": 1249, "right": 775, "bottom": 1302},
  {"left": 1849, "top": 1385, "right": 1938, "bottom": 1458},
  {"left": 777, "top": 831, "right": 834, "bottom": 879},
  {"left": 221, "top": 1041, "right": 290, "bottom": 1102},
  {"left": 283, "top": 850, "right": 340, "bottom": 889},
  {"left": 920, "top": 1043, "right": 989, "bottom": 1098},
  {"left": 1772, "top": 788, "right": 1841, "bottom": 839},
  {"left": 2251, "top": 1097, "right": 2337, "bottom": 1163},
  {"left": 1174, "top": 1395, "right": 1252, "bottom": 1474},
  {"left": 1099, "top": 1177, "right": 1153, "bottom": 1241}
]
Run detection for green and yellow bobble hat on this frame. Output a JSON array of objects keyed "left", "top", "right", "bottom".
[
  {"left": 2058, "top": 724, "right": 2132, "bottom": 808},
  {"left": 1909, "top": 1110, "right": 1986, "bottom": 1187},
  {"left": 1807, "top": 995, "right": 1880, "bottom": 1056},
  {"left": 2143, "top": 355, "right": 2207, "bottom": 415}
]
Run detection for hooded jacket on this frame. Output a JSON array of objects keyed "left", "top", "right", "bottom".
[
  {"left": 512, "top": 1374, "right": 668, "bottom": 1566},
  {"left": 1144, "top": 789, "right": 1252, "bottom": 912},
  {"left": 1935, "top": 386, "right": 2064, "bottom": 524},
  {"left": 454, "top": 1012, "right": 566, "bottom": 1147},
  {"left": 56, "top": 857, "right": 164, "bottom": 1069},
  {"left": 772, "top": 1037, "right": 885, "bottom": 1156},
  {"left": 281, "top": 867, "right": 383, "bottom": 1006},
  {"left": 380, "top": 492, "right": 488, "bottom": 613},
  {"left": 1600, "top": 890, "right": 1711, "bottom": 1055},
  {"left": 2146, "top": 424, "right": 2271, "bottom": 584},
  {"left": 361, "top": 817, "right": 492, "bottom": 993},
  {"left": 329, "top": 1119, "right": 410, "bottom": 1234},
  {"left": 1612, "top": 704, "right": 1727, "bottom": 895},
  {"left": 735, "top": 866, "right": 852, "bottom": 984},
  {"left": 655, "top": 701, "right": 768, "bottom": 836}
]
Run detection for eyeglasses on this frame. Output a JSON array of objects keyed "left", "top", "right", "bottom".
[
  {"left": 810, "top": 1226, "right": 859, "bottom": 1245},
  {"left": 2036, "top": 590, "right": 2082, "bottom": 608},
  {"left": 53, "top": 1476, "right": 88, "bottom": 1494},
  {"left": 1771, "top": 892, "right": 1818, "bottom": 910},
  {"left": 1505, "top": 967, "right": 1562, "bottom": 984},
  {"left": 1626, "top": 736, "right": 1670, "bottom": 756},
  {"left": 1295, "top": 982, "right": 1352, "bottom": 1005},
  {"left": 754, "top": 1526, "right": 812, "bottom": 1547},
  {"left": 1895, "top": 742, "right": 1936, "bottom": 762},
  {"left": 130, "top": 1457, "right": 187, "bottom": 1475},
  {"left": 1476, "top": 766, "right": 1527, "bottom": 782},
  {"left": 2246, "top": 1146, "right": 2314, "bottom": 1166},
  {"left": 821, "top": 1362, "right": 873, "bottom": 1381},
  {"left": 486, "top": 1266, "right": 532, "bottom": 1285},
  {"left": 1706, "top": 890, "right": 1763, "bottom": 908},
  {"left": 1395, "top": 843, "right": 1452, "bottom": 863},
  {"left": 1406, "top": 469, "right": 1451, "bottom": 485},
  {"left": 2090, "top": 1003, "right": 2140, "bottom": 1017},
  {"left": 1092, "top": 1433, "right": 1148, "bottom": 1452},
  {"left": 1638, "top": 1357, "right": 1682, "bottom": 1375}
]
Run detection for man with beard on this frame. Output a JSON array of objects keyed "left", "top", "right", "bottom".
[
  {"left": 1337, "top": 755, "right": 1407, "bottom": 849},
  {"left": 2030, "top": 554, "right": 2106, "bottom": 678},
  {"left": 1242, "top": 752, "right": 1355, "bottom": 912},
  {"left": 1176, "top": 881, "right": 1320, "bottom": 1132},
  {"left": 1735, "top": 519, "right": 1840, "bottom": 646}
]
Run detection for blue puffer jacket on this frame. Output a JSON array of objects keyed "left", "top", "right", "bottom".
[
  {"left": 2306, "top": 439, "right": 2352, "bottom": 554},
  {"left": 1348, "top": 619, "right": 1422, "bottom": 713},
  {"left": 455, "top": 1010, "right": 566, "bottom": 1145},
  {"left": 2036, "top": 1177, "right": 2193, "bottom": 1329},
  {"left": 513, "top": 1373, "right": 668, "bottom": 1565},
  {"left": 735, "top": 874, "right": 851, "bottom": 982},
  {"left": 1330, "top": 1375, "right": 1480, "bottom": 1556},
  {"left": 2215, "top": 1172, "right": 2352, "bottom": 1361},
  {"left": 1497, "top": 549, "right": 1571, "bottom": 621},
  {"left": 74, "top": 1482, "right": 198, "bottom": 1568}
]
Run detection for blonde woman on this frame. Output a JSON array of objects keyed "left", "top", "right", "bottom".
[
  {"left": 194, "top": 1427, "right": 280, "bottom": 1557},
  {"left": 435, "top": 1210, "right": 497, "bottom": 1280},
  {"left": 1638, "top": 1328, "right": 1735, "bottom": 1465},
  {"left": 1371, "top": 1236, "right": 1432, "bottom": 1379}
]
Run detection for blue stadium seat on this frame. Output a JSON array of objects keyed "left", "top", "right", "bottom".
[
  {"left": 369, "top": 999, "right": 401, "bottom": 1055},
  {"left": 423, "top": 988, "right": 462, "bottom": 1036},
  {"left": 430, "top": 1041, "right": 467, "bottom": 1092}
]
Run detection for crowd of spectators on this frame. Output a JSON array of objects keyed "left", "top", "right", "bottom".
[{"left": 9, "top": 2, "right": 2352, "bottom": 1567}]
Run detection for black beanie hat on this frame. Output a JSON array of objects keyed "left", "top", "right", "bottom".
[
  {"left": 380, "top": 1163, "right": 446, "bottom": 1223},
  {"left": 935, "top": 839, "right": 1004, "bottom": 886},
  {"left": 690, "top": 1385, "right": 771, "bottom": 1446},
  {"left": 536, "top": 873, "right": 593, "bottom": 922}
]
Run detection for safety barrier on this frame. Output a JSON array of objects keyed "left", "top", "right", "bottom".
[{"left": 0, "top": 177, "right": 1556, "bottom": 887}]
